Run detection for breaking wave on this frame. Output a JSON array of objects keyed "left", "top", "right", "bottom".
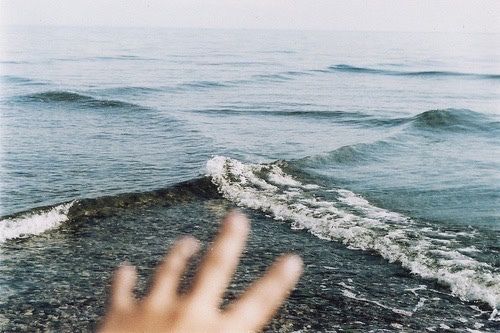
[
  {"left": 206, "top": 156, "right": 500, "bottom": 314},
  {"left": 0, "top": 202, "right": 74, "bottom": 243},
  {"left": 0, "top": 178, "right": 219, "bottom": 244},
  {"left": 2, "top": 156, "right": 498, "bottom": 315}
]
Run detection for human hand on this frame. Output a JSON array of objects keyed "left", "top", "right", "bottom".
[{"left": 98, "top": 211, "right": 303, "bottom": 333}]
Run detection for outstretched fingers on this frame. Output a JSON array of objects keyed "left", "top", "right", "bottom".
[
  {"left": 224, "top": 254, "right": 303, "bottom": 332},
  {"left": 110, "top": 264, "right": 137, "bottom": 312},
  {"left": 145, "top": 236, "right": 200, "bottom": 310},
  {"left": 189, "top": 211, "right": 249, "bottom": 307}
]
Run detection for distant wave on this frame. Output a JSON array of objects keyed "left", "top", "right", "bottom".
[
  {"left": 194, "top": 108, "right": 370, "bottom": 121},
  {"left": 201, "top": 61, "right": 277, "bottom": 66},
  {"left": 0, "top": 60, "right": 31, "bottom": 64},
  {"left": 299, "top": 141, "right": 392, "bottom": 166},
  {"left": 251, "top": 73, "right": 295, "bottom": 81},
  {"left": 206, "top": 156, "right": 500, "bottom": 312},
  {"left": 176, "top": 80, "right": 230, "bottom": 90},
  {"left": 296, "top": 109, "right": 498, "bottom": 166},
  {"left": 95, "top": 86, "right": 163, "bottom": 96},
  {"left": 1, "top": 75, "right": 48, "bottom": 86},
  {"left": 258, "top": 50, "right": 297, "bottom": 54},
  {"left": 166, "top": 71, "right": 313, "bottom": 91},
  {"left": 55, "top": 55, "right": 160, "bottom": 62},
  {"left": 173, "top": 71, "right": 313, "bottom": 88},
  {"left": 325, "top": 108, "right": 497, "bottom": 133},
  {"left": 1, "top": 75, "right": 32, "bottom": 83},
  {"left": 327, "top": 64, "right": 500, "bottom": 80},
  {"left": 410, "top": 108, "right": 499, "bottom": 132},
  {"left": 20, "top": 91, "right": 146, "bottom": 109},
  {"left": 366, "top": 108, "right": 498, "bottom": 133},
  {"left": 194, "top": 107, "right": 498, "bottom": 133}
]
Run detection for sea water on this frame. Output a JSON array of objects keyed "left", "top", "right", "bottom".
[{"left": 0, "top": 26, "right": 499, "bottom": 331}]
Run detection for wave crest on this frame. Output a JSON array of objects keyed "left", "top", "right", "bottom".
[
  {"left": 206, "top": 156, "right": 500, "bottom": 312},
  {"left": 0, "top": 178, "right": 220, "bottom": 243},
  {"left": 0, "top": 202, "right": 74, "bottom": 243},
  {"left": 411, "top": 108, "right": 497, "bottom": 132},
  {"left": 328, "top": 64, "right": 500, "bottom": 79},
  {"left": 21, "top": 91, "right": 145, "bottom": 109}
]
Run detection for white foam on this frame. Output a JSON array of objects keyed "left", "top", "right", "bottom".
[
  {"left": 267, "top": 165, "right": 302, "bottom": 187},
  {"left": 404, "top": 285, "right": 427, "bottom": 296},
  {"left": 206, "top": 156, "right": 500, "bottom": 314},
  {"left": 473, "top": 322, "right": 484, "bottom": 329},
  {"left": 342, "top": 289, "right": 413, "bottom": 316},
  {"left": 413, "top": 297, "right": 427, "bottom": 312},
  {"left": 337, "top": 189, "right": 408, "bottom": 223},
  {"left": 0, "top": 202, "right": 74, "bottom": 243}
]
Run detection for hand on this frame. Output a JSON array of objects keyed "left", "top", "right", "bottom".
[{"left": 98, "top": 211, "right": 303, "bottom": 333}]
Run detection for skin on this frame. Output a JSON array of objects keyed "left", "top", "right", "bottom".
[{"left": 99, "top": 211, "right": 303, "bottom": 333}]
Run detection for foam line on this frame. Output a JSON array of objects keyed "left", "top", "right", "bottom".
[
  {"left": 0, "top": 202, "right": 74, "bottom": 243},
  {"left": 206, "top": 156, "right": 500, "bottom": 315}
]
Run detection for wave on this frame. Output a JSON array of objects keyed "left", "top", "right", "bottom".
[
  {"left": 20, "top": 91, "right": 146, "bottom": 109},
  {"left": 327, "top": 64, "right": 500, "bottom": 80},
  {"left": 67, "top": 177, "right": 219, "bottom": 220},
  {"left": 164, "top": 71, "right": 313, "bottom": 92},
  {"left": 346, "top": 108, "right": 499, "bottom": 133},
  {"left": 194, "top": 107, "right": 498, "bottom": 134},
  {"left": 258, "top": 50, "right": 297, "bottom": 54},
  {"left": 206, "top": 156, "right": 500, "bottom": 313},
  {"left": 0, "top": 60, "right": 31, "bottom": 64},
  {"left": 251, "top": 73, "right": 294, "bottom": 81},
  {"left": 300, "top": 141, "right": 393, "bottom": 166},
  {"left": 176, "top": 80, "right": 231, "bottom": 90},
  {"left": 0, "top": 178, "right": 219, "bottom": 244},
  {"left": 0, "top": 202, "right": 74, "bottom": 243},
  {"left": 411, "top": 108, "right": 499, "bottom": 132},
  {"left": 174, "top": 71, "right": 313, "bottom": 89},
  {"left": 193, "top": 108, "right": 369, "bottom": 120},
  {"left": 294, "top": 109, "right": 498, "bottom": 179},
  {"left": 93, "top": 86, "right": 163, "bottom": 95},
  {"left": 201, "top": 61, "right": 277, "bottom": 66},
  {"left": 81, "top": 55, "right": 159, "bottom": 62},
  {"left": 1, "top": 75, "right": 48, "bottom": 86},
  {"left": 51, "top": 55, "right": 159, "bottom": 62},
  {"left": 252, "top": 70, "right": 313, "bottom": 82}
]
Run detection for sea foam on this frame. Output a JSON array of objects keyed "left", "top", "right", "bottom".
[
  {"left": 0, "top": 202, "right": 74, "bottom": 243},
  {"left": 207, "top": 156, "right": 500, "bottom": 317}
]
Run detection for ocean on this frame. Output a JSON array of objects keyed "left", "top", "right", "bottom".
[{"left": 0, "top": 26, "right": 499, "bottom": 332}]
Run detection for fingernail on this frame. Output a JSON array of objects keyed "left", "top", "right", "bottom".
[
  {"left": 118, "top": 264, "right": 136, "bottom": 278},
  {"left": 283, "top": 254, "right": 303, "bottom": 275},
  {"left": 225, "top": 210, "right": 249, "bottom": 231},
  {"left": 120, "top": 260, "right": 132, "bottom": 267},
  {"left": 179, "top": 236, "right": 200, "bottom": 254}
]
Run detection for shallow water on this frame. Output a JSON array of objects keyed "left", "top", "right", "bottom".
[
  {"left": 0, "top": 184, "right": 497, "bottom": 332},
  {"left": 0, "top": 27, "right": 499, "bottom": 331}
]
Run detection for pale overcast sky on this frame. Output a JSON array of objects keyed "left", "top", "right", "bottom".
[{"left": 1, "top": 0, "right": 499, "bottom": 33}]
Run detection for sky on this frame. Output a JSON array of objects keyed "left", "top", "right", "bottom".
[{"left": 1, "top": 0, "right": 499, "bottom": 33}]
